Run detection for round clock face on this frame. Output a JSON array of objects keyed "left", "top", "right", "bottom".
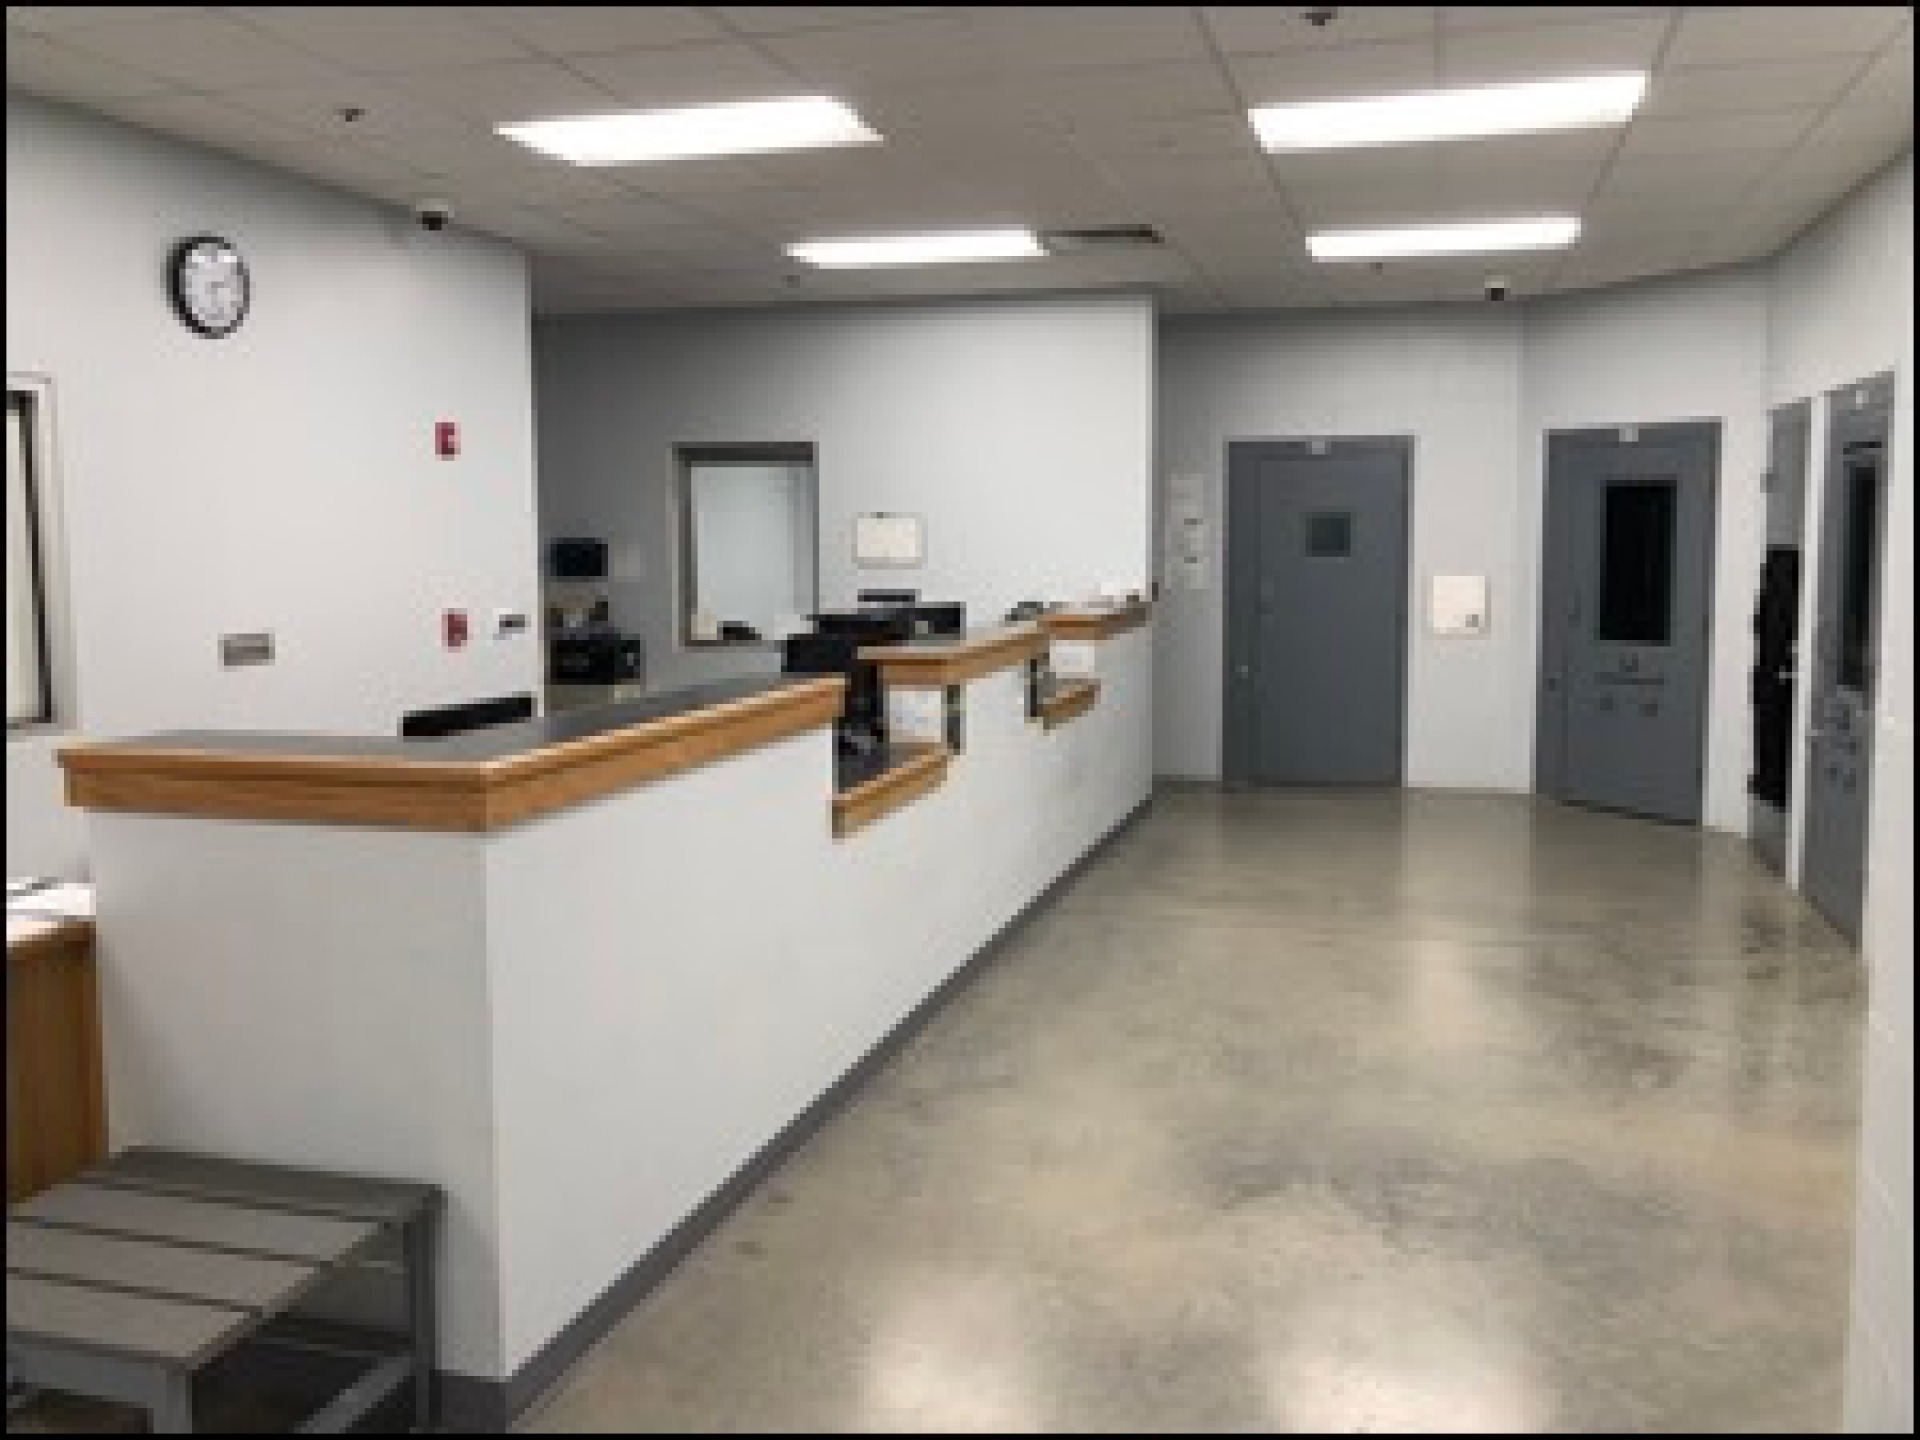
[{"left": 169, "top": 236, "right": 250, "bottom": 337}]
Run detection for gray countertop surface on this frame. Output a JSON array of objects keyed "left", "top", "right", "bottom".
[{"left": 80, "top": 676, "right": 826, "bottom": 765}]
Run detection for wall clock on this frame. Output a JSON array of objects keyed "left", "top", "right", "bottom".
[{"left": 167, "top": 235, "right": 250, "bottom": 337}]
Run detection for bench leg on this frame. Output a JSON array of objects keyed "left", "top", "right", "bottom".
[
  {"left": 404, "top": 1216, "right": 436, "bottom": 1431},
  {"left": 149, "top": 1369, "right": 194, "bottom": 1433}
]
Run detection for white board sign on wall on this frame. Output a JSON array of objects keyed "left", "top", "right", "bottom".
[
  {"left": 1429, "top": 573, "right": 1490, "bottom": 635},
  {"left": 854, "top": 512, "right": 924, "bottom": 568}
]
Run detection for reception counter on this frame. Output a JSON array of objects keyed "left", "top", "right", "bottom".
[{"left": 57, "top": 604, "right": 1153, "bottom": 1428}]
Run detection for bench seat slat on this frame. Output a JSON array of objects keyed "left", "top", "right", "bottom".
[
  {"left": 7, "top": 1274, "right": 251, "bottom": 1367},
  {"left": 8, "top": 1221, "right": 317, "bottom": 1311},
  {"left": 16, "top": 1184, "right": 374, "bottom": 1263}
]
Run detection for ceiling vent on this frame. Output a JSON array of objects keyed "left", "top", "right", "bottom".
[{"left": 1039, "top": 224, "right": 1166, "bottom": 254}]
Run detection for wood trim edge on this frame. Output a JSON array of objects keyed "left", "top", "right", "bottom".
[
  {"left": 1040, "top": 679, "right": 1101, "bottom": 730},
  {"left": 862, "top": 625, "right": 1046, "bottom": 689},
  {"left": 832, "top": 744, "right": 952, "bottom": 839},
  {"left": 1039, "top": 602, "right": 1153, "bottom": 641},
  {"left": 58, "top": 679, "right": 846, "bottom": 833}
]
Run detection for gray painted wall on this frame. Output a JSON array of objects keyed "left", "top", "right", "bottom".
[
  {"left": 1154, "top": 263, "right": 1773, "bottom": 835},
  {"left": 533, "top": 294, "right": 1154, "bottom": 693},
  {"left": 1155, "top": 307, "right": 1529, "bottom": 792},
  {"left": 5, "top": 93, "right": 541, "bottom": 877}
]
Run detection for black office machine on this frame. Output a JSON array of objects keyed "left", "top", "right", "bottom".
[{"left": 782, "top": 607, "right": 917, "bottom": 758}]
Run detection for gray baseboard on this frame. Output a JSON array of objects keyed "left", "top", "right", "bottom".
[{"left": 436, "top": 793, "right": 1156, "bottom": 1432}]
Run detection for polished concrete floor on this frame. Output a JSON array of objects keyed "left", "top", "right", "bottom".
[
  {"left": 3, "top": 789, "right": 1862, "bottom": 1436},
  {"left": 521, "top": 788, "right": 1865, "bottom": 1434}
]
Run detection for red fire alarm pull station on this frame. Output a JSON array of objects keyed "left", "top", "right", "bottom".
[
  {"left": 435, "top": 420, "right": 459, "bottom": 458},
  {"left": 444, "top": 609, "right": 469, "bottom": 649}
]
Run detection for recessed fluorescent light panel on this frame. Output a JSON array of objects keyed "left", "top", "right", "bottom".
[
  {"left": 497, "top": 96, "right": 879, "bottom": 166},
  {"left": 1307, "top": 217, "right": 1581, "bottom": 262},
  {"left": 785, "top": 229, "right": 1046, "bottom": 268},
  {"left": 1252, "top": 73, "right": 1647, "bottom": 151}
]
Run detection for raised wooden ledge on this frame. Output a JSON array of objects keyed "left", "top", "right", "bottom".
[
  {"left": 6, "top": 915, "right": 96, "bottom": 966},
  {"left": 860, "top": 624, "right": 1047, "bottom": 689},
  {"left": 1040, "top": 678, "right": 1101, "bottom": 730},
  {"left": 59, "top": 679, "right": 847, "bottom": 833},
  {"left": 1039, "top": 600, "right": 1153, "bottom": 641},
  {"left": 832, "top": 743, "right": 952, "bottom": 839}
]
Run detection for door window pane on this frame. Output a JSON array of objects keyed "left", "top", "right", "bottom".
[
  {"left": 6, "top": 391, "right": 52, "bottom": 726},
  {"left": 1597, "top": 479, "right": 1675, "bottom": 645},
  {"left": 1837, "top": 454, "right": 1882, "bottom": 693},
  {"left": 1305, "top": 511, "right": 1352, "bottom": 558}
]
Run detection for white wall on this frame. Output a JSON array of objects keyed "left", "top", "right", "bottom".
[
  {"left": 1520, "top": 266, "right": 1771, "bottom": 834},
  {"left": 84, "top": 626, "right": 1153, "bottom": 1387},
  {"left": 1765, "top": 153, "right": 1914, "bottom": 1435},
  {"left": 5, "top": 93, "right": 541, "bottom": 876},
  {"left": 534, "top": 294, "right": 1155, "bottom": 692},
  {"left": 1155, "top": 308, "right": 1529, "bottom": 789}
]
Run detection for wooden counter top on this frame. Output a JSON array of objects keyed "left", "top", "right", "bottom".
[
  {"left": 832, "top": 742, "right": 952, "bottom": 838},
  {"left": 859, "top": 624, "right": 1047, "bottom": 688},
  {"left": 1039, "top": 600, "right": 1153, "bottom": 641},
  {"left": 1038, "top": 678, "right": 1101, "bottom": 730},
  {"left": 59, "top": 676, "right": 846, "bottom": 834}
]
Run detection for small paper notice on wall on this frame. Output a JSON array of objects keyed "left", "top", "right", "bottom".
[
  {"left": 1167, "top": 494, "right": 1210, "bottom": 592},
  {"left": 1430, "top": 574, "right": 1490, "bottom": 635},
  {"left": 854, "top": 512, "right": 924, "bottom": 568}
]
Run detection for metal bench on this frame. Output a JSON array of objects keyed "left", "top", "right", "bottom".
[{"left": 6, "top": 1147, "right": 440, "bottom": 1433}]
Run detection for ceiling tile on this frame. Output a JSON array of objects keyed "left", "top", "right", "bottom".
[
  {"left": 711, "top": 9, "right": 943, "bottom": 37},
  {"left": 5, "top": 33, "right": 182, "bottom": 102},
  {"left": 1593, "top": 146, "right": 1786, "bottom": 207},
  {"left": 1665, "top": 6, "right": 1909, "bottom": 66},
  {"left": 564, "top": 41, "right": 801, "bottom": 107},
  {"left": 1616, "top": 110, "right": 1825, "bottom": 158},
  {"left": 393, "top": 58, "right": 622, "bottom": 124},
  {"left": 1849, "top": 31, "right": 1914, "bottom": 104},
  {"left": 468, "top": 6, "right": 725, "bottom": 56},
  {"left": 5, "top": 7, "right": 209, "bottom": 32},
  {"left": 1641, "top": 57, "right": 1869, "bottom": 118},
  {"left": 967, "top": 6, "right": 1211, "bottom": 71},
  {"left": 757, "top": 13, "right": 1001, "bottom": 86},
  {"left": 1439, "top": 8, "right": 1670, "bottom": 30},
  {"left": 1203, "top": 6, "right": 1437, "bottom": 53},
  {"left": 1027, "top": 60, "right": 1241, "bottom": 122},
  {"left": 55, "top": 11, "right": 362, "bottom": 90},
  {"left": 232, "top": 7, "right": 535, "bottom": 72},
  {"left": 1228, "top": 39, "right": 1439, "bottom": 105},
  {"left": 1436, "top": 14, "right": 1670, "bottom": 85}
]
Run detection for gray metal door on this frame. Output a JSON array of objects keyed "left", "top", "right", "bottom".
[
  {"left": 1750, "top": 399, "right": 1811, "bottom": 874},
  {"left": 1225, "top": 438, "right": 1408, "bottom": 785},
  {"left": 1801, "top": 374, "right": 1893, "bottom": 943},
  {"left": 1537, "top": 422, "right": 1718, "bottom": 824}
]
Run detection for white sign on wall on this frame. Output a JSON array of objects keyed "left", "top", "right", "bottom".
[
  {"left": 1166, "top": 479, "right": 1210, "bottom": 592},
  {"left": 853, "top": 512, "right": 925, "bottom": 568},
  {"left": 1430, "top": 574, "right": 1490, "bottom": 635}
]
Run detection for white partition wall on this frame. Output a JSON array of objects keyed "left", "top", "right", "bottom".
[{"left": 82, "top": 625, "right": 1153, "bottom": 1407}]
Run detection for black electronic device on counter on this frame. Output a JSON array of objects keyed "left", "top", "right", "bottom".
[
  {"left": 786, "top": 608, "right": 915, "bottom": 757},
  {"left": 549, "top": 629, "right": 642, "bottom": 685},
  {"left": 402, "top": 692, "right": 536, "bottom": 739},
  {"left": 548, "top": 537, "right": 609, "bottom": 580}
]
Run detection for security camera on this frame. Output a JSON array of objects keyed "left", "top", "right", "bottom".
[
  {"left": 1303, "top": 7, "right": 1338, "bottom": 26},
  {"left": 1484, "top": 274, "right": 1511, "bottom": 302},
  {"left": 413, "top": 198, "right": 454, "bottom": 233}
]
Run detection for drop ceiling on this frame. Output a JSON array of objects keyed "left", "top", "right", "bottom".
[{"left": 6, "top": 6, "right": 1912, "bottom": 313}]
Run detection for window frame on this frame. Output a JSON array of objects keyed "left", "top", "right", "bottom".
[
  {"left": 6, "top": 376, "right": 63, "bottom": 735},
  {"left": 673, "top": 442, "right": 819, "bottom": 651}
]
